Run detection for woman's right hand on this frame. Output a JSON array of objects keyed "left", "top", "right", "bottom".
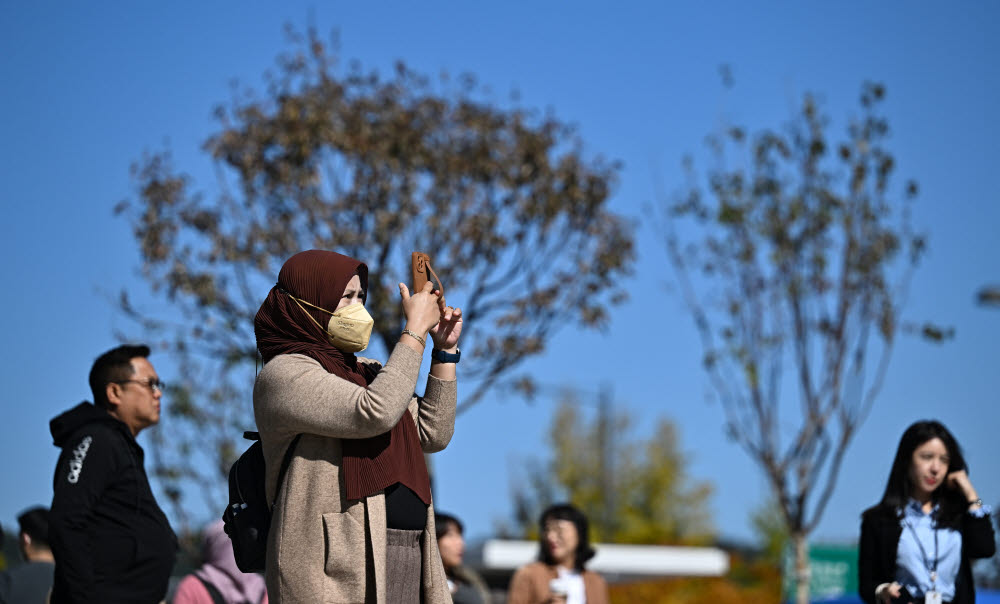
[
  {"left": 398, "top": 281, "right": 442, "bottom": 337},
  {"left": 946, "top": 469, "right": 980, "bottom": 506},
  {"left": 875, "top": 582, "right": 903, "bottom": 603}
]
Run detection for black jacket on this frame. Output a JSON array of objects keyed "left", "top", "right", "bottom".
[
  {"left": 48, "top": 402, "right": 177, "bottom": 604},
  {"left": 858, "top": 504, "right": 996, "bottom": 604}
]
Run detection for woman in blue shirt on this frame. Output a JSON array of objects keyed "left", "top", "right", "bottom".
[{"left": 859, "top": 420, "right": 995, "bottom": 604}]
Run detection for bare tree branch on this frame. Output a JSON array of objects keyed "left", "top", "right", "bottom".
[
  {"left": 115, "top": 26, "right": 635, "bottom": 525},
  {"left": 656, "top": 82, "right": 946, "bottom": 604}
]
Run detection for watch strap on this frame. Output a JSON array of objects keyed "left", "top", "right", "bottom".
[{"left": 431, "top": 348, "right": 461, "bottom": 363}]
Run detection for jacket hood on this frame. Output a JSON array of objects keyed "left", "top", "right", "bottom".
[{"left": 50, "top": 401, "right": 119, "bottom": 447}]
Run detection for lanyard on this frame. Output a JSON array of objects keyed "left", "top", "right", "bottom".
[{"left": 904, "top": 519, "right": 939, "bottom": 587}]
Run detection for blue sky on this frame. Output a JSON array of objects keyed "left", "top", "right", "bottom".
[{"left": 1, "top": 2, "right": 998, "bottom": 546}]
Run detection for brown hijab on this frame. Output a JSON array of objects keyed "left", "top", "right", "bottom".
[{"left": 254, "top": 250, "right": 431, "bottom": 504}]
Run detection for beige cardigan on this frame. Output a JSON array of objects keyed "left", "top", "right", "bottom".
[{"left": 253, "top": 343, "right": 456, "bottom": 603}]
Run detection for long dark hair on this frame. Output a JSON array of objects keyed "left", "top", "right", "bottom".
[
  {"left": 878, "top": 420, "right": 969, "bottom": 526},
  {"left": 435, "top": 512, "right": 463, "bottom": 540},
  {"left": 538, "top": 503, "right": 596, "bottom": 572}
]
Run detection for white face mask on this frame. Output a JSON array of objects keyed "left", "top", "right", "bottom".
[{"left": 286, "top": 293, "right": 374, "bottom": 353}]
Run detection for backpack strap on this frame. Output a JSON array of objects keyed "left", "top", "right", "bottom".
[
  {"left": 272, "top": 433, "right": 302, "bottom": 507},
  {"left": 243, "top": 430, "right": 302, "bottom": 508},
  {"left": 195, "top": 575, "right": 226, "bottom": 604}
]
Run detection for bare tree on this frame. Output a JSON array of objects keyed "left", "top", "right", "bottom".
[
  {"left": 657, "top": 82, "right": 946, "bottom": 604},
  {"left": 115, "top": 26, "right": 635, "bottom": 525}
]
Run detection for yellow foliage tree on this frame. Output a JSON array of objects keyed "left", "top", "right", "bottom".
[{"left": 504, "top": 392, "right": 714, "bottom": 545}]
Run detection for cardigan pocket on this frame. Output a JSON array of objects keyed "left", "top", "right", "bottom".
[{"left": 322, "top": 510, "right": 367, "bottom": 602}]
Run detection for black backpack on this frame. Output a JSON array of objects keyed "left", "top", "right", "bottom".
[{"left": 222, "top": 431, "right": 301, "bottom": 573}]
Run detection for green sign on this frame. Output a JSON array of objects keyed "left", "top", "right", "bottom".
[{"left": 782, "top": 543, "right": 858, "bottom": 601}]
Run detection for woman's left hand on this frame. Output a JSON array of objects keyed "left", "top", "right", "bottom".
[{"left": 429, "top": 300, "right": 463, "bottom": 351}]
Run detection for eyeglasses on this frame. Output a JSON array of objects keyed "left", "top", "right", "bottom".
[{"left": 115, "top": 378, "right": 166, "bottom": 394}]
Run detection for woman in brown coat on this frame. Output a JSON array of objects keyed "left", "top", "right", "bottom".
[
  {"left": 253, "top": 250, "right": 463, "bottom": 603},
  {"left": 507, "top": 503, "right": 609, "bottom": 604}
]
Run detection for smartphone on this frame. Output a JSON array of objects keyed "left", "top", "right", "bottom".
[
  {"left": 548, "top": 578, "right": 568, "bottom": 598},
  {"left": 411, "top": 251, "right": 443, "bottom": 294},
  {"left": 889, "top": 585, "right": 914, "bottom": 604},
  {"left": 411, "top": 252, "right": 431, "bottom": 291}
]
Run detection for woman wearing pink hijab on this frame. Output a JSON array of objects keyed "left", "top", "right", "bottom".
[{"left": 172, "top": 520, "right": 268, "bottom": 604}]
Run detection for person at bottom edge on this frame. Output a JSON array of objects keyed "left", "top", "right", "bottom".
[
  {"left": 858, "top": 420, "right": 995, "bottom": 604},
  {"left": 507, "top": 503, "right": 609, "bottom": 604},
  {"left": 172, "top": 519, "right": 267, "bottom": 604},
  {"left": 436, "top": 512, "right": 491, "bottom": 604},
  {"left": 48, "top": 344, "right": 178, "bottom": 604},
  {"left": 0, "top": 506, "right": 55, "bottom": 604}
]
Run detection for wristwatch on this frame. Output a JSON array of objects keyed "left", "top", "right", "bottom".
[{"left": 431, "top": 348, "right": 461, "bottom": 363}]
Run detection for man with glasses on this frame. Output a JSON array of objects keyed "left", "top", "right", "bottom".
[{"left": 47, "top": 344, "right": 177, "bottom": 603}]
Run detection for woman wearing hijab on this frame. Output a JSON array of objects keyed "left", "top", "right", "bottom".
[
  {"left": 253, "top": 250, "right": 463, "bottom": 603},
  {"left": 172, "top": 520, "right": 268, "bottom": 604},
  {"left": 858, "top": 420, "right": 995, "bottom": 604}
]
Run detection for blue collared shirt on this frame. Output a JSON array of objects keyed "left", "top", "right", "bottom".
[{"left": 895, "top": 499, "right": 992, "bottom": 599}]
